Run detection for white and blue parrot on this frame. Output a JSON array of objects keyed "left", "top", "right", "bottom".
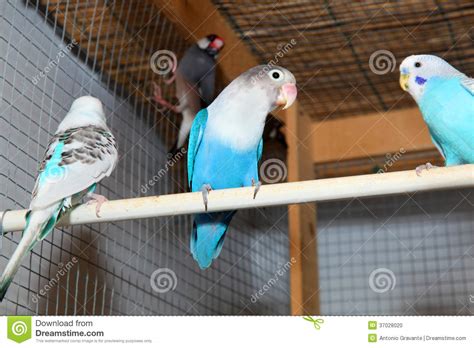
[
  {"left": 399, "top": 55, "right": 474, "bottom": 174},
  {"left": 0, "top": 96, "right": 118, "bottom": 301},
  {"left": 187, "top": 65, "right": 297, "bottom": 269}
]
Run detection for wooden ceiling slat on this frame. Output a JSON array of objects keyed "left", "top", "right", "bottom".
[
  {"left": 213, "top": 0, "right": 474, "bottom": 120},
  {"left": 38, "top": 0, "right": 474, "bottom": 122}
]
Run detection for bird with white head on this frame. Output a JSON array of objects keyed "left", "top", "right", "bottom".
[
  {"left": 188, "top": 65, "right": 297, "bottom": 269},
  {"left": 0, "top": 96, "right": 118, "bottom": 301}
]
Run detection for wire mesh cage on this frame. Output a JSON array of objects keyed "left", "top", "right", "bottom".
[
  {"left": 0, "top": 0, "right": 291, "bottom": 315},
  {"left": 213, "top": 0, "right": 474, "bottom": 119},
  {"left": 317, "top": 188, "right": 474, "bottom": 315},
  {"left": 0, "top": 0, "right": 473, "bottom": 317}
]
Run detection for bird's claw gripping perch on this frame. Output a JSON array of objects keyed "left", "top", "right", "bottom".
[
  {"left": 151, "top": 82, "right": 178, "bottom": 113},
  {"left": 252, "top": 179, "right": 262, "bottom": 199},
  {"left": 164, "top": 74, "right": 176, "bottom": 85},
  {"left": 151, "top": 82, "right": 184, "bottom": 113},
  {"left": 415, "top": 162, "right": 438, "bottom": 177},
  {"left": 201, "top": 184, "right": 212, "bottom": 211},
  {"left": 87, "top": 193, "right": 108, "bottom": 218}
]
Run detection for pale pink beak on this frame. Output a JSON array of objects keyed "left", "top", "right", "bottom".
[{"left": 277, "top": 83, "right": 297, "bottom": 110}]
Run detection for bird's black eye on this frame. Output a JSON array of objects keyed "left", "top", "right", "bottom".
[
  {"left": 268, "top": 69, "right": 284, "bottom": 81},
  {"left": 415, "top": 62, "right": 422, "bottom": 68}
]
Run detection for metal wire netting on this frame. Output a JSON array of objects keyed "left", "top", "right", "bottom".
[
  {"left": 0, "top": 0, "right": 291, "bottom": 315},
  {"left": 317, "top": 188, "right": 474, "bottom": 315},
  {"left": 213, "top": 0, "right": 474, "bottom": 120}
]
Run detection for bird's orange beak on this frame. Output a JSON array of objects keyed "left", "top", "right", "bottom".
[{"left": 277, "top": 83, "right": 297, "bottom": 110}]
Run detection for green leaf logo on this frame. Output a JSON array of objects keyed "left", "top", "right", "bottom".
[{"left": 7, "top": 316, "right": 32, "bottom": 343}]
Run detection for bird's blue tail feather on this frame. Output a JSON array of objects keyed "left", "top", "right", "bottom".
[{"left": 191, "top": 211, "right": 236, "bottom": 269}]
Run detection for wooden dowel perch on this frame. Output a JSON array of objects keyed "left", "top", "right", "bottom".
[{"left": 1, "top": 165, "right": 473, "bottom": 233}]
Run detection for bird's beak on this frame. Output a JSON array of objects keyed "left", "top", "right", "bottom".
[
  {"left": 277, "top": 83, "right": 297, "bottom": 110},
  {"left": 400, "top": 73, "right": 410, "bottom": 91}
]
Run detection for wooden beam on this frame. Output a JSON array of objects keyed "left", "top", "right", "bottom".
[
  {"left": 310, "top": 107, "right": 436, "bottom": 163},
  {"left": 281, "top": 105, "right": 320, "bottom": 315},
  {"left": 152, "top": 0, "right": 260, "bottom": 83}
]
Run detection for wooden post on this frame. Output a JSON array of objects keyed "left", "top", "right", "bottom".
[{"left": 282, "top": 104, "right": 320, "bottom": 315}]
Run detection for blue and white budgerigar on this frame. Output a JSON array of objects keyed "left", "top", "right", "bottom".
[
  {"left": 399, "top": 54, "right": 474, "bottom": 174},
  {"left": 0, "top": 96, "right": 118, "bottom": 301},
  {"left": 187, "top": 65, "right": 297, "bottom": 269}
]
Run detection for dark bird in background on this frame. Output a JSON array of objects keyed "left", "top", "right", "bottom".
[
  {"left": 153, "top": 34, "right": 225, "bottom": 155},
  {"left": 263, "top": 114, "right": 288, "bottom": 149}
]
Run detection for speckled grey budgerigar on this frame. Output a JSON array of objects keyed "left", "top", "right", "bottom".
[{"left": 0, "top": 96, "right": 118, "bottom": 301}]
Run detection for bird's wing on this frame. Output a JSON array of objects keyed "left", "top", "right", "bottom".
[
  {"left": 187, "top": 108, "right": 208, "bottom": 187},
  {"left": 430, "top": 135, "right": 446, "bottom": 160},
  {"left": 30, "top": 126, "right": 118, "bottom": 210},
  {"left": 460, "top": 76, "right": 474, "bottom": 95},
  {"left": 199, "top": 68, "right": 216, "bottom": 105},
  {"left": 257, "top": 138, "right": 263, "bottom": 163}
]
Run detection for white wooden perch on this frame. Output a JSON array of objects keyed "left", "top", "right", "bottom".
[{"left": 1, "top": 165, "right": 473, "bottom": 233}]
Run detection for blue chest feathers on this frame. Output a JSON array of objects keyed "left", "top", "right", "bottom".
[
  {"left": 191, "top": 136, "right": 259, "bottom": 191},
  {"left": 419, "top": 77, "right": 474, "bottom": 164}
]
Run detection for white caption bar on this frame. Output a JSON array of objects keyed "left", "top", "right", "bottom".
[{"left": 0, "top": 316, "right": 472, "bottom": 347}]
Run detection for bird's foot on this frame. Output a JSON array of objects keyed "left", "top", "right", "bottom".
[
  {"left": 151, "top": 82, "right": 180, "bottom": 113},
  {"left": 201, "top": 184, "right": 212, "bottom": 211},
  {"left": 252, "top": 179, "right": 262, "bottom": 199},
  {"left": 87, "top": 193, "right": 108, "bottom": 218},
  {"left": 415, "top": 162, "right": 438, "bottom": 177},
  {"left": 164, "top": 73, "right": 176, "bottom": 85}
]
